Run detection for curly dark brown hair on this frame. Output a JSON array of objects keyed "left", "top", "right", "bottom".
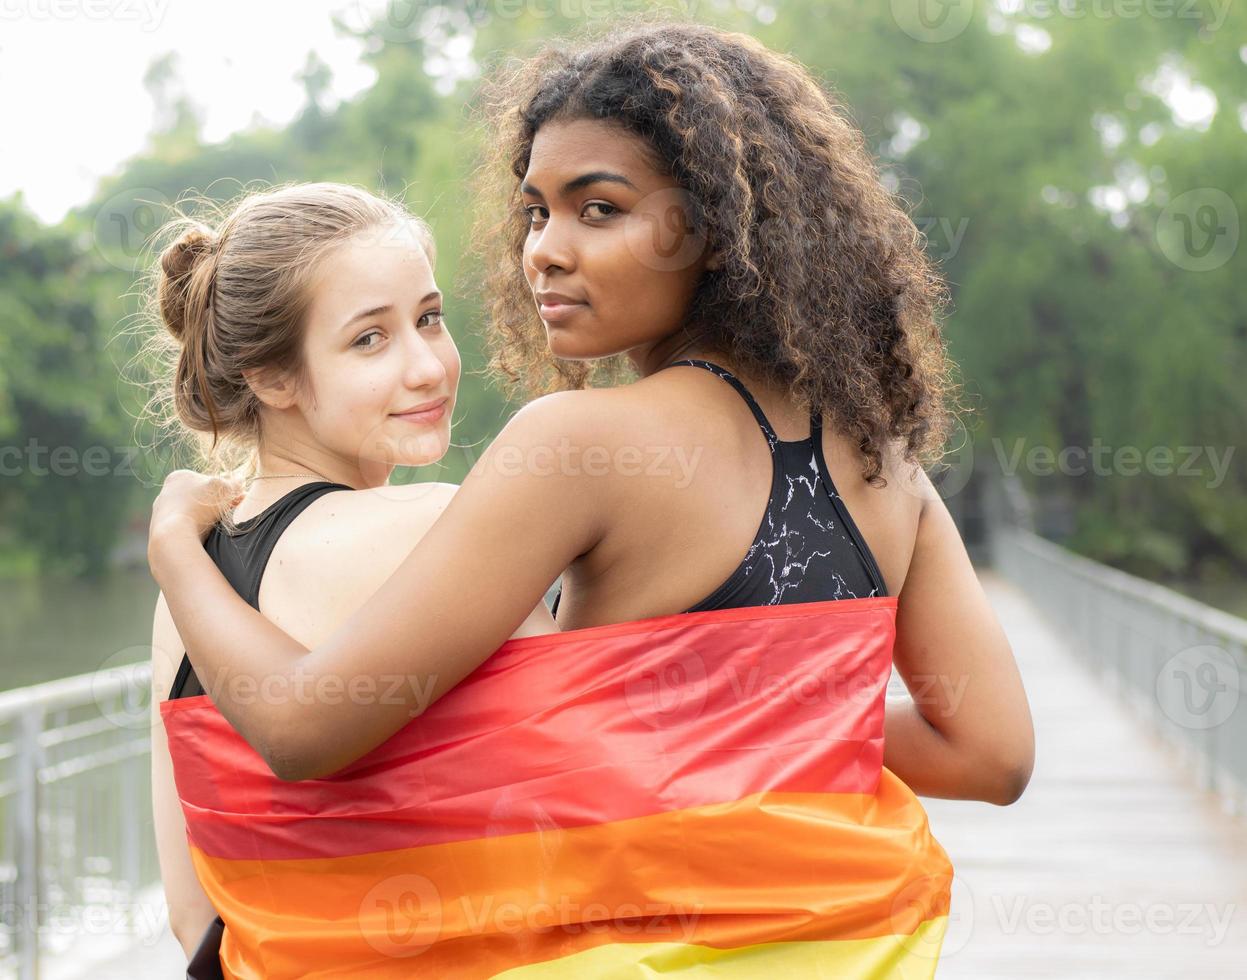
[{"left": 471, "top": 20, "right": 964, "bottom": 487}]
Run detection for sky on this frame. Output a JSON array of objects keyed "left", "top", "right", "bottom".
[
  {"left": 0, "top": 0, "right": 385, "bottom": 223},
  {"left": 0, "top": 2, "right": 1233, "bottom": 226}
]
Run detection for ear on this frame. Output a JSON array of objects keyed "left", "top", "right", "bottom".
[
  {"left": 704, "top": 248, "right": 724, "bottom": 272},
  {"left": 242, "top": 366, "right": 299, "bottom": 411}
]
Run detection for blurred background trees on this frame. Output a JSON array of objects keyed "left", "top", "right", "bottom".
[{"left": 1, "top": 0, "right": 1242, "bottom": 683}]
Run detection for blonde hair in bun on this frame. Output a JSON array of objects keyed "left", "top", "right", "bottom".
[
  {"left": 157, "top": 224, "right": 219, "bottom": 343},
  {"left": 136, "top": 182, "right": 434, "bottom": 475}
]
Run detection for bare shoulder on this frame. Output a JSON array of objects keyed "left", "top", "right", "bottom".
[
  {"left": 878, "top": 437, "right": 935, "bottom": 512},
  {"left": 502, "top": 387, "right": 631, "bottom": 441},
  {"left": 266, "top": 482, "right": 459, "bottom": 582},
  {"left": 491, "top": 377, "right": 740, "bottom": 505},
  {"left": 502, "top": 369, "right": 743, "bottom": 451}
]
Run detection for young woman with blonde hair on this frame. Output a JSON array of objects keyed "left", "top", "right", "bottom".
[{"left": 145, "top": 182, "right": 554, "bottom": 974}]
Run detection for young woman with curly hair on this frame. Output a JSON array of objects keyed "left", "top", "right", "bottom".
[{"left": 147, "top": 22, "right": 1032, "bottom": 977}]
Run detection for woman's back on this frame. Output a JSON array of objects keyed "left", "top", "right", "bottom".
[{"left": 550, "top": 361, "right": 929, "bottom": 631}]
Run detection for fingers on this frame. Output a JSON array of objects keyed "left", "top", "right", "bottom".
[
  {"left": 157, "top": 470, "right": 245, "bottom": 516},
  {"left": 215, "top": 475, "right": 245, "bottom": 503}
]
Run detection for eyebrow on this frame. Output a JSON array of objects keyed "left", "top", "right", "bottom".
[
  {"left": 520, "top": 171, "right": 639, "bottom": 198},
  {"left": 340, "top": 291, "right": 442, "bottom": 332}
]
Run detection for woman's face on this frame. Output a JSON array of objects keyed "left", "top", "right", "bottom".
[
  {"left": 295, "top": 223, "right": 460, "bottom": 479},
  {"left": 520, "top": 118, "right": 714, "bottom": 366}
]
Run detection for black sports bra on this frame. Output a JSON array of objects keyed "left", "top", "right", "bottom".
[
  {"left": 551, "top": 358, "right": 886, "bottom": 617},
  {"left": 166, "top": 481, "right": 353, "bottom": 701}
]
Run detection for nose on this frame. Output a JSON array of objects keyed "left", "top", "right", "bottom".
[
  {"left": 400, "top": 328, "right": 448, "bottom": 390},
  {"left": 525, "top": 212, "right": 576, "bottom": 277}
]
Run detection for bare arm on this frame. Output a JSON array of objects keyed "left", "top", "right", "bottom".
[
  {"left": 884, "top": 481, "right": 1035, "bottom": 805},
  {"left": 148, "top": 394, "right": 603, "bottom": 780},
  {"left": 150, "top": 594, "right": 220, "bottom": 958}
]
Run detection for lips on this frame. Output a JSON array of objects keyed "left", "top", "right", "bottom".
[
  {"left": 391, "top": 397, "right": 448, "bottom": 424},
  {"left": 535, "top": 290, "right": 589, "bottom": 323},
  {"left": 535, "top": 290, "right": 586, "bottom": 306}
]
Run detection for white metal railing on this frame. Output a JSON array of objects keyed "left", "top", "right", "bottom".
[
  {"left": 0, "top": 662, "right": 157, "bottom": 980},
  {"left": 984, "top": 472, "right": 1247, "bottom": 816}
]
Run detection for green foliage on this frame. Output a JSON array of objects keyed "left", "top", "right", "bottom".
[
  {"left": 3, "top": 0, "right": 1244, "bottom": 583},
  {"left": 761, "top": 1, "right": 1246, "bottom": 576},
  {"left": 0, "top": 199, "right": 137, "bottom": 576}
]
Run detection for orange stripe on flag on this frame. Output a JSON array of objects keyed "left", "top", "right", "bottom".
[{"left": 192, "top": 782, "right": 952, "bottom": 978}]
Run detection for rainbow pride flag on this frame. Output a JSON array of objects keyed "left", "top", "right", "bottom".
[{"left": 161, "top": 595, "right": 953, "bottom": 977}]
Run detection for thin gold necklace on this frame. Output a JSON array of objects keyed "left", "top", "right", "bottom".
[{"left": 243, "top": 472, "right": 332, "bottom": 487}]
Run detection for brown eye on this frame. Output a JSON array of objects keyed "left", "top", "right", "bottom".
[
  {"left": 417, "top": 310, "right": 444, "bottom": 329},
  {"left": 583, "top": 202, "right": 618, "bottom": 219}
]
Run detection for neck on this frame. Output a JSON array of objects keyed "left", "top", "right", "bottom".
[
  {"left": 627, "top": 328, "right": 727, "bottom": 378},
  {"left": 239, "top": 444, "right": 391, "bottom": 497}
]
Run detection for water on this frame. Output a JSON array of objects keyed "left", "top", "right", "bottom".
[
  {"left": 0, "top": 568, "right": 158, "bottom": 692},
  {"left": 0, "top": 562, "right": 1237, "bottom": 696}
]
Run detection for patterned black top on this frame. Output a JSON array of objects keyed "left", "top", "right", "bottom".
[{"left": 551, "top": 358, "right": 886, "bottom": 618}]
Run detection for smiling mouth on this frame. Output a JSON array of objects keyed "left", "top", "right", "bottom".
[{"left": 391, "top": 398, "right": 448, "bottom": 424}]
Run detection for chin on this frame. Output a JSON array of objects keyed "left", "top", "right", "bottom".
[
  {"left": 387, "top": 427, "right": 451, "bottom": 468},
  {"left": 545, "top": 327, "right": 627, "bottom": 362}
]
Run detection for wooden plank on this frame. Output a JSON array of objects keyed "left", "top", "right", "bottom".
[{"left": 922, "top": 572, "right": 1247, "bottom": 977}]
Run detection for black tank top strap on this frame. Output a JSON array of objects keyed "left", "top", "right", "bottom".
[
  {"left": 807, "top": 413, "right": 889, "bottom": 597},
  {"left": 666, "top": 357, "right": 886, "bottom": 609},
  {"left": 217, "top": 481, "right": 353, "bottom": 607},
  {"left": 167, "top": 480, "right": 352, "bottom": 701},
  {"left": 666, "top": 358, "right": 780, "bottom": 447}
]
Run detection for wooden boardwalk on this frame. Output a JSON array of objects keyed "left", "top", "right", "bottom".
[
  {"left": 71, "top": 570, "right": 1247, "bottom": 978},
  {"left": 923, "top": 571, "right": 1247, "bottom": 978}
]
